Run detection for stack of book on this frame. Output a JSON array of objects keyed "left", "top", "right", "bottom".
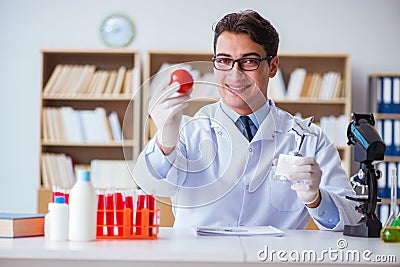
[
  {"left": 285, "top": 68, "right": 343, "bottom": 100},
  {"left": 43, "top": 64, "right": 139, "bottom": 97},
  {"left": 40, "top": 153, "right": 75, "bottom": 189},
  {"left": 0, "top": 213, "right": 45, "bottom": 238},
  {"left": 42, "top": 107, "right": 122, "bottom": 143}
]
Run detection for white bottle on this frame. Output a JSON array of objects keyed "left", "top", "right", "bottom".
[
  {"left": 44, "top": 204, "right": 52, "bottom": 239},
  {"left": 49, "top": 195, "right": 69, "bottom": 241},
  {"left": 68, "top": 170, "right": 97, "bottom": 241}
]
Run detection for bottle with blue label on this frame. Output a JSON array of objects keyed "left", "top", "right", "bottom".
[
  {"left": 49, "top": 195, "right": 69, "bottom": 241},
  {"left": 68, "top": 169, "right": 97, "bottom": 241}
]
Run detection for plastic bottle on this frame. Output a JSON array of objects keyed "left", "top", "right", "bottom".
[
  {"left": 68, "top": 170, "right": 97, "bottom": 241},
  {"left": 44, "top": 203, "right": 52, "bottom": 239},
  {"left": 48, "top": 195, "right": 69, "bottom": 241}
]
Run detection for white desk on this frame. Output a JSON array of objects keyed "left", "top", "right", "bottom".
[{"left": 0, "top": 228, "right": 398, "bottom": 267}]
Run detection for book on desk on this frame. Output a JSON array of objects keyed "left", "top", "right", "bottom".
[{"left": 0, "top": 213, "right": 45, "bottom": 238}]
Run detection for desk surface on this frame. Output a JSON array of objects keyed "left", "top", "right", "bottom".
[{"left": 0, "top": 228, "right": 399, "bottom": 267}]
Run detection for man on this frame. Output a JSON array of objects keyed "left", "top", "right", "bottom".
[{"left": 133, "top": 10, "right": 361, "bottom": 230}]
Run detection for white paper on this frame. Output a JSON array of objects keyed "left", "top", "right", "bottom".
[{"left": 194, "top": 226, "right": 284, "bottom": 236}]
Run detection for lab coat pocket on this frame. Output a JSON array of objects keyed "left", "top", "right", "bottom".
[{"left": 269, "top": 168, "right": 303, "bottom": 212}]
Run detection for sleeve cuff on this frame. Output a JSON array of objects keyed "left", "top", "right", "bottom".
[
  {"left": 145, "top": 137, "right": 177, "bottom": 178},
  {"left": 307, "top": 189, "right": 340, "bottom": 229}
]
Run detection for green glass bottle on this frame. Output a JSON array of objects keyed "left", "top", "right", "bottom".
[{"left": 381, "top": 167, "right": 400, "bottom": 243}]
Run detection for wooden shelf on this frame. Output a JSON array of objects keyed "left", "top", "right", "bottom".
[
  {"left": 41, "top": 140, "right": 135, "bottom": 147},
  {"left": 39, "top": 50, "right": 142, "bottom": 212},
  {"left": 378, "top": 198, "right": 400, "bottom": 205},
  {"left": 275, "top": 98, "right": 347, "bottom": 104},
  {"left": 43, "top": 95, "right": 134, "bottom": 101},
  {"left": 373, "top": 113, "right": 400, "bottom": 120}
]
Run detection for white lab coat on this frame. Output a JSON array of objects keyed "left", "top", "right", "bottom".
[{"left": 133, "top": 100, "right": 362, "bottom": 230}]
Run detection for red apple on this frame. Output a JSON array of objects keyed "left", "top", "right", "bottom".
[{"left": 169, "top": 69, "right": 194, "bottom": 93}]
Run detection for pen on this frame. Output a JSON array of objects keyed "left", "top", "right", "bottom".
[{"left": 196, "top": 227, "right": 248, "bottom": 232}]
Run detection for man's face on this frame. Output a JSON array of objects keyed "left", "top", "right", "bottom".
[{"left": 214, "top": 31, "right": 278, "bottom": 115}]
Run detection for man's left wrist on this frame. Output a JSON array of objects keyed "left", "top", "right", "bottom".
[{"left": 305, "top": 190, "right": 321, "bottom": 208}]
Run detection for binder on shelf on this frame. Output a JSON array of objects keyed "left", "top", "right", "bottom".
[
  {"left": 380, "top": 77, "right": 393, "bottom": 113},
  {"left": 393, "top": 77, "right": 400, "bottom": 113},
  {"left": 393, "top": 120, "right": 400, "bottom": 156},
  {"left": 382, "top": 119, "right": 393, "bottom": 156}
]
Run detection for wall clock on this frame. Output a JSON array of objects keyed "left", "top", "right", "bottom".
[{"left": 100, "top": 14, "right": 135, "bottom": 47}]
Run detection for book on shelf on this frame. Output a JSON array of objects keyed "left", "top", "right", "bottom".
[
  {"left": 43, "top": 64, "right": 135, "bottom": 97},
  {"left": 104, "top": 70, "right": 118, "bottom": 94},
  {"left": 299, "top": 73, "right": 313, "bottom": 98},
  {"left": 122, "top": 69, "right": 133, "bottom": 95},
  {"left": 308, "top": 73, "right": 322, "bottom": 98},
  {"left": 267, "top": 68, "right": 286, "bottom": 100},
  {"left": 286, "top": 68, "right": 306, "bottom": 100},
  {"left": 284, "top": 69, "right": 343, "bottom": 100},
  {"left": 318, "top": 71, "right": 342, "bottom": 100},
  {"left": 108, "top": 111, "right": 123, "bottom": 142},
  {"left": 43, "top": 64, "right": 62, "bottom": 95},
  {"left": 41, "top": 153, "right": 75, "bottom": 189},
  {"left": 43, "top": 107, "right": 122, "bottom": 143},
  {"left": 0, "top": 213, "right": 45, "bottom": 238},
  {"left": 59, "top": 106, "right": 84, "bottom": 143},
  {"left": 113, "top": 65, "right": 127, "bottom": 95}
]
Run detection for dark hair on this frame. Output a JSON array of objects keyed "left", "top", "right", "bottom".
[{"left": 213, "top": 10, "right": 279, "bottom": 57}]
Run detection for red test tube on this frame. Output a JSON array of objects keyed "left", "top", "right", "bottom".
[
  {"left": 114, "top": 192, "right": 124, "bottom": 236},
  {"left": 136, "top": 195, "right": 146, "bottom": 235},
  {"left": 147, "top": 195, "right": 155, "bottom": 237},
  {"left": 97, "top": 191, "right": 105, "bottom": 236},
  {"left": 124, "top": 191, "right": 134, "bottom": 235},
  {"left": 105, "top": 191, "right": 115, "bottom": 236}
]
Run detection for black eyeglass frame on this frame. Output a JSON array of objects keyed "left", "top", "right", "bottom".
[{"left": 212, "top": 55, "right": 274, "bottom": 71}]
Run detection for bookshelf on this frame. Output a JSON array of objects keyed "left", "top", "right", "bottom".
[
  {"left": 368, "top": 73, "right": 400, "bottom": 223},
  {"left": 38, "top": 49, "right": 141, "bottom": 213},
  {"left": 143, "top": 51, "right": 352, "bottom": 173}
]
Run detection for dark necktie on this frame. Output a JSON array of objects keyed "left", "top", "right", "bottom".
[{"left": 239, "top": 116, "right": 254, "bottom": 141}]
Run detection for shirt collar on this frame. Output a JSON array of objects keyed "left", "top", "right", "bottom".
[{"left": 219, "top": 100, "right": 270, "bottom": 129}]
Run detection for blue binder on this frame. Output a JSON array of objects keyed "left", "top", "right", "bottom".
[{"left": 378, "top": 77, "right": 394, "bottom": 113}]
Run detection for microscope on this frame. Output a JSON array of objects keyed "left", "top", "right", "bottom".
[{"left": 343, "top": 113, "right": 386, "bottom": 237}]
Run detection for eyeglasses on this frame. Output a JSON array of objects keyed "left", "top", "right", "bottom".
[{"left": 212, "top": 56, "right": 273, "bottom": 71}]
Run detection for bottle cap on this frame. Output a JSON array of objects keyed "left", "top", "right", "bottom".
[
  {"left": 76, "top": 169, "right": 90, "bottom": 182},
  {"left": 54, "top": 195, "right": 66, "bottom": 204}
]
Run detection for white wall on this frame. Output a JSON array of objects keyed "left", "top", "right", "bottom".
[{"left": 0, "top": 0, "right": 399, "bottom": 213}]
